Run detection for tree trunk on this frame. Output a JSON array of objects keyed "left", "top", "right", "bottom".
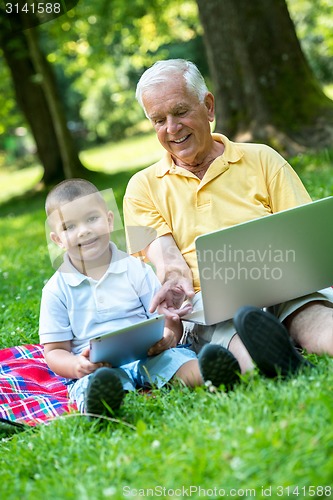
[
  {"left": 23, "top": 26, "right": 85, "bottom": 180},
  {"left": 0, "top": 9, "right": 86, "bottom": 184},
  {"left": 196, "top": 0, "right": 333, "bottom": 154}
]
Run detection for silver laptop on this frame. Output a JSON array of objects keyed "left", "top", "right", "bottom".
[
  {"left": 90, "top": 315, "right": 164, "bottom": 367},
  {"left": 183, "top": 196, "right": 333, "bottom": 325}
]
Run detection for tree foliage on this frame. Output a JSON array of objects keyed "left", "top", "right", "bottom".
[
  {"left": 287, "top": 0, "right": 333, "bottom": 85},
  {"left": 197, "top": 0, "right": 333, "bottom": 153},
  {"left": 0, "top": 2, "right": 85, "bottom": 182},
  {"left": 39, "top": 0, "right": 201, "bottom": 142},
  {"left": 0, "top": 0, "right": 332, "bottom": 170}
]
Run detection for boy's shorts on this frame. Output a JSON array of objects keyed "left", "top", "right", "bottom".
[
  {"left": 68, "top": 345, "right": 196, "bottom": 413},
  {"left": 184, "top": 287, "right": 333, "bottom": 353}
]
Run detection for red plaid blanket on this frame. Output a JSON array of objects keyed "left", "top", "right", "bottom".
[{"left": 0, "top": 344, "right": 76, "bottom": 426}]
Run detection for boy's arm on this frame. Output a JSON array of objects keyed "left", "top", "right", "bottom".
[{"left": 44, "top": 341, "right": 106, "bottom": 379}]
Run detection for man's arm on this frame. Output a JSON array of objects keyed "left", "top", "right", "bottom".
[
  {"left": 44, "top": 341, "right": 106, "bottom": 379},
  {"left": 145, "top": 234, "right": 195, "bottom": 318}
]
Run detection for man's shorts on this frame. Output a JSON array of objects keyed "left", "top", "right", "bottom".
[{"left": 183, "top": 287, "right": 333, "bottom": 354}]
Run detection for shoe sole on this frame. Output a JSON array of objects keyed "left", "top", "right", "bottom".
[
  {"left": 234, "top": 306, "right": 312, "bottom": 378},
  {"left": 86, "top": 367, "right": 124, "bottom": 418},
  {"left": 198, "top": 344, "right": 241, "bottom": 390}
]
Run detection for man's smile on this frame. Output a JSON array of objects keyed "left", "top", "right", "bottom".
[{"left": 172, "top": 134, "right": 190, "bottom": 144}]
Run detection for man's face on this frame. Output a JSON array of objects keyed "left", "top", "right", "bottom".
[
  {"left": 142, "top": 79, "right": 215, "bottom": 167},
  {"left": 49, "top": 194, "right": 113, "bottom": 269}
]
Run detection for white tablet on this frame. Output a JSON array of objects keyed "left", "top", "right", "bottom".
[{"left": 89, "top": 315, "right": 165, "bottom": 367}]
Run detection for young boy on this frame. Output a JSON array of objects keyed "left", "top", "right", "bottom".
[{"left": 39, "top": 179, "right": 240, "bottom": 418}]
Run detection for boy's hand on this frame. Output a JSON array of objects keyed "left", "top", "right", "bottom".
[
  {"left": 148, "top": 317, "right": 183, "bottom": 356},
  {"left": 74, "top": 347, "right": 111, "bottom": 379}
]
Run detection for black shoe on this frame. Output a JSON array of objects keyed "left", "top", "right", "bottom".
[
  {"left": 233, "top": 306, "right": 313, "bottom": 378},
  {"left": 0, "top": 417, "right": 27, "bottom": 437},
  {"left": 198, "top": 344, "right": 241, "bottom": 391},
  {"left": 85, "top": 367, "right": 125, "bottom": 418}
]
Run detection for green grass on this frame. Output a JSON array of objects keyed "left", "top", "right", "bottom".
[
  {"left": 80, "top": 132, "right": 164, "bottom": 173},
  {"left": 0, "top": 163, "right": 43, "bottom": 204},
  {"left": 291, "top": 148, "right": 333, "bottom": 200},
  {"left": 1, "top": 141, "right": 333, "bottom": 499}
]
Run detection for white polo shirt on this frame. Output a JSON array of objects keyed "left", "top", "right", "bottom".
[{"left": 39, "top": 242, "right": 161, "bottom": 355}]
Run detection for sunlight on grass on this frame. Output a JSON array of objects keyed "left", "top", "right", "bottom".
[
  {"left": 0, "top": 133, "right": 163, "bottom": 202},
  {"left": 323, "top": 84, "right": 333, "bottom": 100},
  {"left": 1, "top": 135, "right": 332, "bottom": 204},
  {"left": 0, "top": 164, "right": 43, "bottom": 204},
  {"left": 80, "top": 133, "right": 164, "bottom": 173}
]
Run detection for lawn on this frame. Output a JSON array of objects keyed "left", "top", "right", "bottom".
[{"left": 1, "top": 138, "right": 333, "bottom": 499}]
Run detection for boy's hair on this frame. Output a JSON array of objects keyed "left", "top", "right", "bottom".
[{"left": 45, "top": 178, "right": 104, "bottom": 217}]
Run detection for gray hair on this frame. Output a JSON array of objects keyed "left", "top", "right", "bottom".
[{"left": 136, "top": 59, "right": 209, "bottom": 115}]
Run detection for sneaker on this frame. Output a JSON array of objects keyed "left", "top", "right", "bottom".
[
  {"left": 233, "top": 306, "right": 313, "bottom": 378},
  {"left": 0, "top": 417, "right": 27, "bottom": 437},
  {"left": 85, "top": 367, "right": 125, "bottom": 418},
  {"left": 198, "top": 344, "right": 241, "bottom": 391}
]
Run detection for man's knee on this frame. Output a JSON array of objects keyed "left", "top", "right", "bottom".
[{"left": 285, "top": 301, "right": 333, "bottom": 354}]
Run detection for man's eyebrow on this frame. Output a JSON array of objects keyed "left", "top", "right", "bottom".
[
  {"left": 149, "top": 103, "right": 188, "bottom": 121},
  {"left": 149, "top": 112, "right": 164, "bottom": 121},
  {"left": 172, "top": 103, "right": 188, "bottom": 112}
]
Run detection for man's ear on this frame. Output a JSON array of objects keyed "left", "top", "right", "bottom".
[
  {"left": 204, "top": 92, "right": 215, "bottom": 122},
  {"left": 107, "top": 211, "right": 114, "bottom": 232},
  {"left": 50, "top": 232, "right": 65, "bottom": 249}
]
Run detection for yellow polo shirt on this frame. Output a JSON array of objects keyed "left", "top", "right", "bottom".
[{"left": 124, "top": 134, "right": 311, "bottom": 291}]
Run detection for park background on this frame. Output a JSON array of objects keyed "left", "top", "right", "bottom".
[{"left": 0, "top": 0, "right": 333, "bottom": 498}]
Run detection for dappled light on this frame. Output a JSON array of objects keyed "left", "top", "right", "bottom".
[{"left": 1, "top": 0, "right": 332, "bottom": 187}]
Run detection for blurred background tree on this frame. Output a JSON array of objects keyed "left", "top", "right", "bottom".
[
  {"left": 0, "top": 0, "right": 332, "bottom": 184},
  {"left": 0, "top": 2, "right": 85, "bottom": 182},
  {"left": 197, "top": 0, "right": 333, "bottom": 154}
]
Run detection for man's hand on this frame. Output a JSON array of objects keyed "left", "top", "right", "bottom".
[
  {"left": 142, "top": 234, "right": 195, "bottom": 319},
  {"left": 149, "top": 276, "right": 195, "bottom": 319}
]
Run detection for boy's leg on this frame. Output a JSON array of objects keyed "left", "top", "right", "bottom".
[
  {"left": 174, "top": 346, "right": 241, "bottom": 390},
  {"left": 173, "top": 359, "right": 202, "bottom": 387},
  {"left": 137, "top": 347, "right": 198, "bottom": 389},
  {"left": 138, "top": 345, "right": 241, "bottom": 390},
  {"left": 186, "top": 314, "right": 254, "bottom": 374},
  {"left": 68, "top": 366, "right": 136, "bottom": 417},
  {"left": 228, "top": 334, "right": 255, "bottom": 373},
  {"left": 85, "top": 367, "right": 125, "bottom": 418}
]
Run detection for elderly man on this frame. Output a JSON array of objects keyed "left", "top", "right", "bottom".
[{"left": 123, "top": 59, "right": 333, "bottom": 386}]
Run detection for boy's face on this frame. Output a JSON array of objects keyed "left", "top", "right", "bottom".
[{"left": 49, "top": 194, "right": 113, "bottom": 269}]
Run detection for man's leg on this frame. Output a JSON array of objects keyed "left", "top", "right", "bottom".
[{"left": 284, "top": 301, "right": 333, "bottom": 355}]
